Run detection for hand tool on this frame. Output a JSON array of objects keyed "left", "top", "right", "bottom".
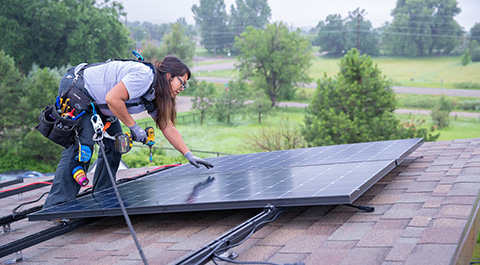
[
  {"left": 145, "top": 127, "right": 155, "bottom": 163},
  {"left": 61, "top": 98, "right": 70, "bottom": 113},
  {"left": 71, "top": 111, "right": 85, "bottom": 121}
]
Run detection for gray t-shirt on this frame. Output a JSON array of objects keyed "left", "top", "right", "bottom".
[{"left": 79, "top": 61, "right": 154, "bottom": 116}]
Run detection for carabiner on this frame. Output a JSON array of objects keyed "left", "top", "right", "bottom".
[{"left": 91, "top": 114, "right": 104, "bottom": 141}]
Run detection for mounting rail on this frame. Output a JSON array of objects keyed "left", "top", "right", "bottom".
[{"left": 175, "top": 205, "right": 286, "bottom": 265}]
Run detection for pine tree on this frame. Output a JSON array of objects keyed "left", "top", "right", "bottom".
[{"left": 303, "top": 48, "right": 401, "bottom": 146}]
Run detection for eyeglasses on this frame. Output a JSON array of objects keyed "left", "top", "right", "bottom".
[{"left": 176, "top": 76, "right": 187, "bottom": 90}]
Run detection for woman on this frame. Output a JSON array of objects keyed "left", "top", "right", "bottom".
[{"left": 44, "top": 55, "right": 213, "bottom": 208}]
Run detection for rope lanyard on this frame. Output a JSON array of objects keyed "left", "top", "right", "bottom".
[{"left": 90, "top": 106, "right": 148, "bottom": 265}]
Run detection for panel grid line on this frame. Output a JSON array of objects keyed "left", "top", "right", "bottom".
[{"left": 28, "top": 138, "right": 423, "bottom": 220}]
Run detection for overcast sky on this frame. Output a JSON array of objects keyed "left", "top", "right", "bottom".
[{"left": 117, "top": 0, "right": 478, "bottom": 31}]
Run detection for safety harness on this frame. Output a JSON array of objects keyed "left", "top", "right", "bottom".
[{"left": 73, "top": 51, "right": 158, "bottom": 115}]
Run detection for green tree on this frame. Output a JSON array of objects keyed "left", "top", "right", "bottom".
[
  {"left": 160, "top": 22, "right": 196, "bottom": 65},
  {"left": 191, "top": 81, "right": 216, "bottom": 124},
  {"left": 192, "top": 0, "right": 230, "bottom": 54},
  {"left": 382, "top": 0, "right": 462, "bottom": 56},
  {"left": 236, "top": 22, "right": 313, "bottom": 106},
  {"left": 20, "top": 66, "right": 65, "bottom": 170},
  {"left": 0, "top": 0, "right": 132, "bottom": 73},
  {"left": 141, "top": 42, "right": 162, "bottom": 61},
  {"left": 213, "top": 80, "right": 246, "bottom": 124},
  {"left": 127, "top": 21, "right": 170, "bottom": 44},
  {"left": 471, "top": 23, "right": 480, "bottom": 42},
  {"left": 314, "top": 14, "right": 345, "bottom": 56},
  {"left": 469, "top": 40, "right": 480, "bottom": 62},
  {"left": 0, "top": 50, "right": 27, "bottom": 151},
  {"left": 247, "top": 90, "right": 273, "bottom": 124},
  {"left": 64, "top": 0, "right": 132, "bottom": 65},
  {"left": 303, "top": 48, "right": 435, "bottom": 146},
  {"left": 314, "top": 9, "right": 379, "bottom": 57},
  {"left": 229, "top": 0, "right": 271, "bottom": 36},
  {"left": 0, "top": 52, "right": 63, "bottom": 172}
]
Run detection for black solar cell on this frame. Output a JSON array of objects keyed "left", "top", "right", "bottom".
[{"left": 29, "top": 138, "right": 423, "bottom": 221}]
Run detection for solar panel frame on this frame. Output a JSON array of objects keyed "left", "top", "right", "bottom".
[{"left": 29, "top": 138, "right": 423, "bottom": 221}]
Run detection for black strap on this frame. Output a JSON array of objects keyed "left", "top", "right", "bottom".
[{"left": 74, "top": 59, "right": 157, "bottom": 114}]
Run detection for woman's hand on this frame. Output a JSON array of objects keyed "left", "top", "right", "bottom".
[
  {"left": 128, "top": 122, "right": 147, "bottom": 144},
  {"left": 184, "top": 151, "right": 214, "bottom": 169}
]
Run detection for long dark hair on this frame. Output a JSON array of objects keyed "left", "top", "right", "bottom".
[{"left": 152, "top": 55, "right": 191, "bottom": 130}]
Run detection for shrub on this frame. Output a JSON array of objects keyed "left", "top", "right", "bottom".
[
  {"left": 457, "top": 100, "right": 480, "bottom": 111},
  {"left": 431, "top": 96, "right": 453, "bottom": 129},
  {"left": 247, "top": 119, "right": 307, "bottom": 152},
  {"left": 461, "top": 49, "right": 471, "bottom": 65},
  {"left": 455, "top": 82, "right": 480, "bottom": 89}
]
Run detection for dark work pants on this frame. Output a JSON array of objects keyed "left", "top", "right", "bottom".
[{"left": 44, "top": 67, "right": 123, "bottom": 208}]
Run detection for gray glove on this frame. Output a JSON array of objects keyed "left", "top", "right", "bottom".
[
  {"left": 185, "top": 151, "right": 214, "bottom": 169},
  {"left": 128, "top": 123, "right": 147, "bottom": 144}
]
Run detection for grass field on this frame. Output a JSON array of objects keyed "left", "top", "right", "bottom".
[
  {"left": 140, "top": 107, "right": 479, "bottom": 158},
  {"left": 310, "top": 56, "right": 480, "bottom": 88},
  {"left": 197, "top": 56, "right": 480, "bottom": 89}
]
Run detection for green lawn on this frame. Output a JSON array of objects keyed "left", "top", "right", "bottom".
[
  {"left": 305, "top": 56, "right": 480, "bottom": 88},
  {"left": 196, "top": 56, "right": 480, "bottom": 89},
  {"left": 140, "top": 108, "right": 479, "bottom": 158}
]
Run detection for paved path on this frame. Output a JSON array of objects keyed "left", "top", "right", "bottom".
[
  {"left": 132, "top": 96, "right": 480, "bottom": 120},
  {"left": 193, "top": 62, "right": 236, "bottom": 72},
  {"left": 276, "top": 102, "right": 479, "bottom": 118},
  {"left": 196, "top": 77, "right": 480, "bottom": 98}
]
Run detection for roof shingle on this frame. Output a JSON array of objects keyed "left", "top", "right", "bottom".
[{"left": 1, "top": 138, "right": 479, "bottom": 264}]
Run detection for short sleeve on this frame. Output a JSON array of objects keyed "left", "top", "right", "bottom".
[{"left": 121, "top": 65, "right": 154, "bottom": 100}]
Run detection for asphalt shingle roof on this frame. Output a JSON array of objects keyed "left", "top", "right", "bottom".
[{"left": 1, "top": 138, "right": 479, "bottom": 265}]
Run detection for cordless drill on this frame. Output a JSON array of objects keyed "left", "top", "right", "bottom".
[
  {"left": 114, "top": 127, "right": 154, "bottom": 161},
  {"left": 115, "top": 132, "right": 133, "bottom": 154},
  {"left": 145, "top": 127, "right": 155, "bottom": 163}
]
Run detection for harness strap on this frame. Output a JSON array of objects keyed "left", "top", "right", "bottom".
[{"left": 73, "top": 58, "right": 157, "bottom": 114}]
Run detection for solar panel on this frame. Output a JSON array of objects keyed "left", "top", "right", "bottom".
[{"left": 29, "top": 138, "right": 422, "bottom": 221}]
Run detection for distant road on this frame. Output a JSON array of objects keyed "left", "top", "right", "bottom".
[
  {"left": 275, "top": 102, "right": 479, "bottom": 118},
  {"left": 393, "top": 86, "right": 480, "bottom": 97},
  {"left": 193, "top": 62, "right": 236, "bottom": 72},
  {"left": 196, "top": 77, "right": 480, "bottom": 98},
  {"left": 132, "top": 96, "right": 479, "bottom": 120}
]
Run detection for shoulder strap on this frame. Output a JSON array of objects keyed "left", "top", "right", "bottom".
[{"left": 83, "top": 53, "right": 157, "bottom": 114}]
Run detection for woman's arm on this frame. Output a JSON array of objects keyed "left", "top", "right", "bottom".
[{"left": 105, "top": 81, "right": 135, "bottom": 127}]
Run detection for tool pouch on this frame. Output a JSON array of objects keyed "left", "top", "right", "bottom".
[
  {"left": 60, "top": 84, "right": 92, "bottom": 113},
  {"left": 35, "top": 104, "right": 83, "bottom": 148}
]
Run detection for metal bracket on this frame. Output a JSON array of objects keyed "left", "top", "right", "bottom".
[
  {"left": 2, "top": 224, "right": 15, "bottom": 234},
  {"left": 346, "top": 204, "right": 375, "bottom": 212},
  {"left": 4, "top": 251, "right": 27, "bottom": 264}
]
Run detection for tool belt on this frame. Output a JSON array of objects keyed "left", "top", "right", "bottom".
[
  {"left": 36, "top": 104, "right": 82, "bottom": 148},
  {"left": 35, "top": 67, "right": 93, "bottom": 148}
]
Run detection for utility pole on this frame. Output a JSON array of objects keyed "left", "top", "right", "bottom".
[{"left": 356, "top": 12, "right": 360, "bottom": 51}]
